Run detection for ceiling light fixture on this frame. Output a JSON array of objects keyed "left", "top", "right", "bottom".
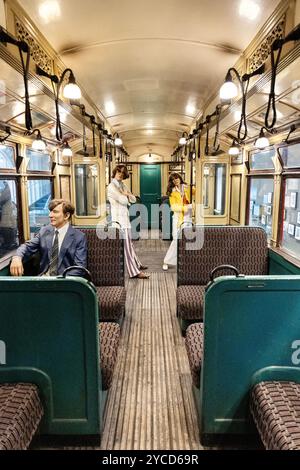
[
  {"left": 255, "top": 127, "right": 270, "bottom": 150},
  {"left": 186, "top": 104, "right": 196, "bottom": 115},
  {"left": 61, "top": 141, "right": 73, "bottom": 157},
  {"left": 105, "top": 101, "right": 116, "bottom": 116},
  {"left": 39, "top": 1, "right": 61, "bottom": 24},
  {"left": 239, "top": 0, "right": 260, "bottom": 21},
  {"left": 113, "top": 133, "right": 123, "bottom": 146},
  {"left": 220, "top": 64, "right": 265, "bottom": 142},
  {"left": 228, "top": 139, "right": 240, "bottom": 156},
  {"left": 36, "top": 66, "right": 81, "bottom": 142},
  {"left": 26, "top": 128, "right": 47, "bottom": 151},
  {"left": 179, "top": 132, "right": 188, "bottom": 146}
]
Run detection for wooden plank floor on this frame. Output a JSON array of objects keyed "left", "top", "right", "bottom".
[{"left": 101, "top": 236, "right": 202, "bottom": 450}]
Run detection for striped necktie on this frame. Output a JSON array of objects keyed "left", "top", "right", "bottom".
[{"left": 49, "top": 230, "right": 59, "bottom": 276}]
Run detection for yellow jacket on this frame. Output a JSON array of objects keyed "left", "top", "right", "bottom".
[{"left": 169, "top": 185, "right": 195, "bottom": 226}]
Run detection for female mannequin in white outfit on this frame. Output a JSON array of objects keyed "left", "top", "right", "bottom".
[
  {"left": 107, "top": 165, "right": 150, "bottom": 279},
  {"left": 163, "top": 173, "right": 194, "bottom": 270}
]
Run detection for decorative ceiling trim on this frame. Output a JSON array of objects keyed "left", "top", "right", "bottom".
[
  {"left": 247, "top": 16, "right": 286, "bottom": 73},
  {"left": 60, "top": 37, "right": 241, "bottom": 56},
  {"left": 14, "top": 13, "right": 53, "bottom": 73}
]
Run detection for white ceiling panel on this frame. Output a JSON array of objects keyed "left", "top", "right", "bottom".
[{"left": 17, "top": 0, "right": 282, "bottom": 156}]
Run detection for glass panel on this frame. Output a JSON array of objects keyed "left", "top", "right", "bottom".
[
  {"left": 75, "top": 164, "right": 99, "bottom": 216},
  {"left": 26, "top": 148, "right": 51, "bottom": 172},
  {"left": 0, "top": 179, "right": 19, "bottom": 257},
  {"left": 248, "top": 178, "right": 274, "bottom": 239},
  {"left": 281, "top": 178, "right": 300, "bottom": 258},
  {"left": 0, "top": 145, "right": 15, "bottom": 169},
  {"left": 249, "top": 149, "right": 275, "bottom": 170},
  {"left": 28, "top": 179, "right": 52, "bottom": 236},
  {"left": 279, "top": 143, "right": 300, "bottom": 169},
  {"left": 203, "top": 163, "right": 227, "bottom": 216}
]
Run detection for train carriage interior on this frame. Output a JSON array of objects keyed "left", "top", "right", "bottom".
[{"left": 1, "top": 0, "right": 300, "bottom": 452}]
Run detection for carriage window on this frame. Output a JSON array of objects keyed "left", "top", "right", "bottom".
[
  {"left": 0, "top": 145, "right": 15, "bottom": 170},
  {"left": 280, "top": 178, "right": 300, "bottom": 258},
  {"left": 74, "top": 164, "right": 99, "bottom": 216},
  {"left": 249, "top": 150, "right": 275, "bottom": 171},
  {"left": 28, "top": 179, "right": 52, "bottom": 236},
  {"left": 278, "top": 143, "right": 300, "bottom": 169},
  {"left": 26, "top": 148, "right": 51, "bottom": 172},
  {"left": 203, "top": 163, "right": 227, "bottom": 216},
  {"left": 248, "top": 177, "right": 274, "bottom": 239},
  {"left": 0, "top": 179, "right": 19, "bottom": 257}
]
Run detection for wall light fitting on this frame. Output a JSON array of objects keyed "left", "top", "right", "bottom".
[{"left": 25, "top": 128, "right": 47, "bottom": 151}]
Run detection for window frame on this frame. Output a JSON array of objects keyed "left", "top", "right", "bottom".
[
  {"left": 0, "top": 143, "right": 17, "bottom": 174},
  {"left": 27, "top": 176, "right": 54, "bottom": 236},
  {"left": 25, "top": 146, "right": 53, "bottom": 175},
  {"left": 0, "top": 175, "right": 23, "bottom": 251},
  {"left": 277, "top": 174, "right": 300, "bottom": 260},
  {"left": 246, "top": 174, "right": 275, "bottom": 240}
]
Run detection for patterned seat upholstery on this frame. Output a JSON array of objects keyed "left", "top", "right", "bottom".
[
  {"left": 177, "top": 227, "right": 268, "bottom": 321},
  {"left": 177, "top": 285, "right": 205, "bottom": 321},
  {"left": 99, "top": 322, "right": 120, "bottom": 390},
  {"left": 185, "top": 323, "right": 204, "bottom": 388},
  {"left": 78, "top": 228, "right": 126, "bottom": 322},
  {"left": 0, "top": 383, "right": 43, "bottom": 450},
  {"left": 96, "top": 286, "right": 126, "bottom": 321},
  {"left": 250, "top": 381, "right": 300, "bottom": 450}
]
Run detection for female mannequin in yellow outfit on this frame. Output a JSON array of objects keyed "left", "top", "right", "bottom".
[{"left": 163, "top": 173, "right": 195, "bottom": 270}]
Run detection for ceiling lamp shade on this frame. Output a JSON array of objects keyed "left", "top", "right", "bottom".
[
  {"left": 63, "top": 82, "right": 81, "bottom": 100},
  {"left": 29, "top": 129, "right": 47, "bottom": 151},
  {"left": 114, "top": 133, "right": 123, "bottom": 146},
  {"left": 220, "top": 79, "right": 238, "bottom": 100},
  {"left": 62, "top": 142, "right": 73, "bottom": 157},
  {"left": 179, "top": 132, "right": 188, "bottom": 146},
  {"left": 255, "top": 127, "right": 270, "bottom": 149},
  {"left": 228, "top": 140, "right": 240, "bottom": 156}
]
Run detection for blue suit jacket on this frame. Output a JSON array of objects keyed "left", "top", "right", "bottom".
[{"left": 16, "top": 225, "right": 87, "bottom": 276}]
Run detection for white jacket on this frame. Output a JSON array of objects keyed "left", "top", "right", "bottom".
[{"left": 107, "top": 179, "right": 136, "bottom": 229}]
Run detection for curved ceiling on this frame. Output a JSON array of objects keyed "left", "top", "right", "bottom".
[{"left": 18, "top": 0, "right": 281, "bottom": 158}]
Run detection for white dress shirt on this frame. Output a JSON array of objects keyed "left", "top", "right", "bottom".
[{"left": 53, "top": 222, "right": 69, "bottom": 252}]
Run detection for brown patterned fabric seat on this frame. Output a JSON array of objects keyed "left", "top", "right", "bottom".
[
  {"left": 185, "top": 323, "right": 204, "bottom": 388},
  {"left": 97, "top": 286, "right": 126, "bottom": 321},
  {"left": 177, "top": 227, "right": 268, "bottom": 322},
  {"left": 177, "top": 285, "right": 205, "bottom": 321},
  {"left": 0, "top": 383, "right": 43, "bottom": 450},
  {"left": 99, "top": 322, "right": 120, "bottom": 390},
  {"left": 250, "top": 381, "right": 300, "bottom": 450},
  {"left": 78, "top": 228, "right": 126, "bottom": 322}
]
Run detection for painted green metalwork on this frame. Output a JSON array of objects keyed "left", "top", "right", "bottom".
[
  {"left": 0, "top": 277, "right": 103, "bottom": 436},
  {"left": 200, "top": 275, "right": 300, "bottom": 440},
  {"left": 140, "top": 165, "right": 161, "bottom": 229},
  {"left": 268, "top": 249, "right": 300, "bottom": 275}
]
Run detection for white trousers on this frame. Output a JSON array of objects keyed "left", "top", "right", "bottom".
[{"left": 163, "top": 205, "right": 192, "bottom": 266}]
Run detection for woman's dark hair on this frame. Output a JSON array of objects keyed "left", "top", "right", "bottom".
[
  {"left": 166, "top": 172, "right": 185, "bottom": 196},
  {"left": 112, "top": 164, "right": 129, "bottom": 180},
  {"left": 48, "top": 199, "right": 75, "bottom": 218}
]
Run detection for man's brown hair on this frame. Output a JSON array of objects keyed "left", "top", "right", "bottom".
[
  {"left": 48, "top": 199, "right": 75, "bottom": 218},
  {"left": 112, "top": 164, "right": 129, "bottom": 180}
]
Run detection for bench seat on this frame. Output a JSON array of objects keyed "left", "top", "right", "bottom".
[
  {"left": 177, "top": 285, "right": 205, "bottom": 321},
  {"left": 250, "top": 381, "right": 300, "bottom": 450},
  {"left": 185, "top": 323, "right": 204, "bottom": 388},
  {"left": 0, "top": 383, "right": 43, "bottom": 450},
  {"left": 99, "top": 322, "right": 120, "bottom": 390},
  {"left": 97, "top": 286, "right": 126, "bottom": 322}
]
